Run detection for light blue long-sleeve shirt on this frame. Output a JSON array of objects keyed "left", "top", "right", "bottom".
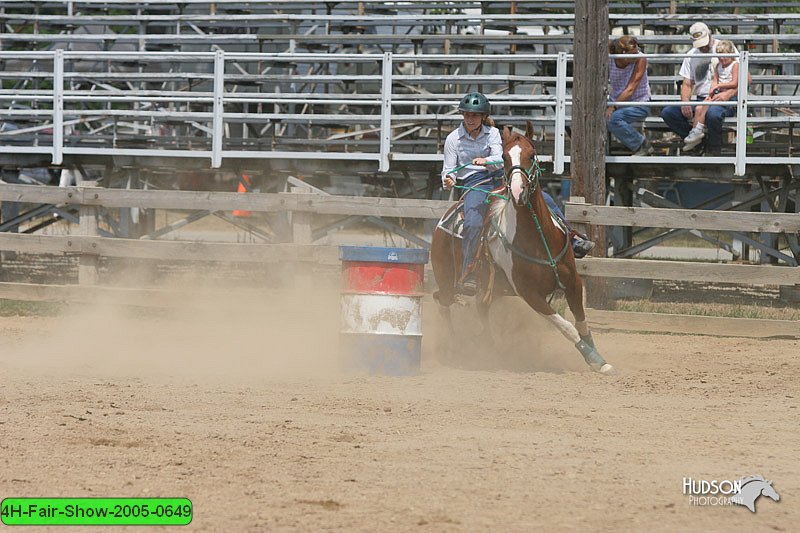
[{"left": 441, "top": 123, "right": 504, "bottom": 184}]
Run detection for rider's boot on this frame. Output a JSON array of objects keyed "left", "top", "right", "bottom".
[{"left": 571, "top": 233, "right": 596, "bottom": 258}]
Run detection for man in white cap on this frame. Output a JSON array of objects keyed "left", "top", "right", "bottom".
[{"left": 660, "top": 22, "right": 739, "bottom": 156}]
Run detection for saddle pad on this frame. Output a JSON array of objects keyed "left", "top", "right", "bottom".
[
  {"left": 436, "top": 184, "right": 508, "bottom": 240},
  {"left": 436, "top": 185, "right": 567, "bottom": 242},
  {"left": 436, "top": 201, "right": 466, "bottom": 239}
]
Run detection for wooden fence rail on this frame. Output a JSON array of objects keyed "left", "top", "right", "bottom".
[
  {"left": 0, "top": 183, "right": 452, "bottom": 219},
  {"left": 566, "top": 204, "right": 800, "bottom": 234}
]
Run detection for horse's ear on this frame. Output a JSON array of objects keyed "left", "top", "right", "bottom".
[
  {"left": 525, "top": 121, "right": 538, "bottom": 155},
  {"left": 502, "top": 126, "right": 511, "bottom": 142},
  {"left": 525, "top": 120, "right": 535, "bottom": 139}
]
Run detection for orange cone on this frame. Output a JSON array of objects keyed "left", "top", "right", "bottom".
[{"left": 233, "top": 173, "right": 252, "bottom": 217}]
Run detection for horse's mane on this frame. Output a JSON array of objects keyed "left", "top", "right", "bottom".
[
  {"left": 739, "top": 475, "right": 769, "bottom": 486},
  {"left": 489, "top": 185, "right": 509, "bottom": 219}
]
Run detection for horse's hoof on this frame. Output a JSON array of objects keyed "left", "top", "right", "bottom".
[
  {"left": 454, "top": 294, "right": 471, "bottom": 306},
  {"left": 597, "top": 363, "right": 619, "bottom": 376}
]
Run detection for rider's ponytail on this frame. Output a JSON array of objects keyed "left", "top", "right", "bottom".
[{"left": 483, "top": 115, "right": 495, "bottom": 128}]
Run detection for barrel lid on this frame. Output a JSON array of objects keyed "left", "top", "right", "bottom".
[{"left": 339, "top": 246, "right": 429, "bottom": 264}]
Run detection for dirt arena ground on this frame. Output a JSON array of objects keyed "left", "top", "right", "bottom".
[{"left": 0, "top": 287, "right": 797, "bottom": 532}]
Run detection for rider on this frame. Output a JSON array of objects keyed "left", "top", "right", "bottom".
[{"left": 441, "top": 92, "right": 596, "bottom": 296}]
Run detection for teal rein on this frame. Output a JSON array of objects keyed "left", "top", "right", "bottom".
[
  {"left": 453, "top": 183, "right": 509, "bottom": 201},
  {"left": 449, "top": 159, "right": 509, "bottom": 200},
  {"left": 448, "top": 159, "right": 504, "bottom": 174}
]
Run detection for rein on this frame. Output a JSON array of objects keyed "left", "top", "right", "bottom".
[
  {"left": 449, "top": 160, "right": 509, "bottom": 200},
  {"left": 448, "top": 159, "right": 503, "bottom": 174}
]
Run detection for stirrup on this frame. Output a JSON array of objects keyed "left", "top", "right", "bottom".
[{"left": 457, "top": 274, "right": 478, "bottom": 296}]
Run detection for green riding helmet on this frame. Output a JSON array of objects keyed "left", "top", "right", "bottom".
[{"left": 457, "top": 92, "right": 490, "bottom": 114}]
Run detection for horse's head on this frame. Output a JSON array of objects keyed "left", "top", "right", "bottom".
[
  {"left": 761, "top": 480, "right": 780, "bottom": 502},
  {"left": 501, "top": 121, "right": 540, "bottom": 205}
]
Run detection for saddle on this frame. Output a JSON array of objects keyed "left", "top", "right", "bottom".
[{"left": 435, "top": 183, "right": 509, "bottom": 240}]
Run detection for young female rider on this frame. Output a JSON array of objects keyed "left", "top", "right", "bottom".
[
  {"left": 441, "top": 92, "right": 595, "bottom": 296},
  {"left": 440, "top": 92, "right": 504, "bottom": 295}
]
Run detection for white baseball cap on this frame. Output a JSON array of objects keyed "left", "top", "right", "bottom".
[{"left": 690, "top": 22, "right": 711, "bottom": 48}]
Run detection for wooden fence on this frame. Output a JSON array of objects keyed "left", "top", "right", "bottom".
[
  {"left": 564, "top": 199, "right": 800, "bottom": 286},
  {"left": 0, "top": 183, "right": 798, "bottom": 337},
  {"left": 563, "top": 198, "right": 799, "bottom": 337}
]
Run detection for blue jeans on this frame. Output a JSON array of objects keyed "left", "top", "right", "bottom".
[
  {"left": 607, "top": 105, "right": 650, "bottom": 151},
  {"left": 661, "top": 97, "right": 737, "bottom": 150},
  {"left": 460, "top": 171, "right": 501, "bottom": 275},
  {"left": 542, "top": 192, "right": 577, "bottom": 235}
]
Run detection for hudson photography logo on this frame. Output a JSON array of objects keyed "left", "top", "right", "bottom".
[{"left": 683, "top": 475, "right": 781, "bottom": 512}]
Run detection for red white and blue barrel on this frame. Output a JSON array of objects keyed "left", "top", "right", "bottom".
[{"left": 339, "top": 246, "right": 429, "bottom": 376}]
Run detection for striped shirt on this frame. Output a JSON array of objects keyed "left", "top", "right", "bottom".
[
  {"left": 609, "top": 57, "right": 651, "bottom": 102},
  {"left": 441, "top": 123, "right": 504, "bottom": 183}
]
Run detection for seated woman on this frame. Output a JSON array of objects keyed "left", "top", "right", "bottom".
[{"left": 607, "top": 35, "right": 653, "bottom": 155}]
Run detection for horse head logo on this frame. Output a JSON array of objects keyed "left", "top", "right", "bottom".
[{"left": 730, "top": 476, "right": 780, "bottom": 513}]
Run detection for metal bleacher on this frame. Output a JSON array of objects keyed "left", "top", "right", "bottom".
[{"left": 1, "top": 0, "right": 800, "bottom": 194}]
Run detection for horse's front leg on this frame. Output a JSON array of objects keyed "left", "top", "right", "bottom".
[
  {"left": 516, "top": 282, "right": 615, "bottom": 374},
  {"left": 563, "top": 274, "right": 616, "bottom": 374}
]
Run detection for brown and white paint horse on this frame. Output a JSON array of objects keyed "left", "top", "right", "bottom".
[{"left": 431, "top": 122, "right": 615, "bottom": 374}]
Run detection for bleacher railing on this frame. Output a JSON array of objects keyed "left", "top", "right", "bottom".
[{"left": 1, "top": 50, "right": 799, "bottom": 175}]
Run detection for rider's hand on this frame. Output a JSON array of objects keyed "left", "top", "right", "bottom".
[
  {"left": 472, "top": 157, "right": 488, "bottom": 166},
  {"left": 681, "top": 105, "right": 694, "bottom": 119},
  {"left": 442, "top": 174, "right": 455, "bottom": 190}
]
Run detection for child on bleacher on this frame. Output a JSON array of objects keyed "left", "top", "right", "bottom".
[
  {"left": 683, "top": 40, "right": 739, "bottom": 151},
  {"left": 660, "top": 23, "right": 739, "bottom": 156}
]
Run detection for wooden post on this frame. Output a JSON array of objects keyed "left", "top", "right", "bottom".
[
  {"left": 571, "top": 0, "right": 609, "bottom": 307},
  {"left": 78, "top": 180, "right": 100, "bottom": 285},
  {"left": 290, "top": 187, "right": 313, "bottom": 292}
]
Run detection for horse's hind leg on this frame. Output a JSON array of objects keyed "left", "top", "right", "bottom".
[
  {"left": 563, "top": 275, "right": 615, "bottom": 374},
  {"left": 436, "top": 302, "right": 455, "bottom": 334},
  {"left": 431, "top": 228, "right": 460, "bottom": 361},
  {"left": 475, "top": 297, "right": 496, "bottom": 348}
]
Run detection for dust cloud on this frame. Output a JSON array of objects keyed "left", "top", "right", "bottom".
[
  {"left": 425, "top": 295, "right": 587, "bottom": 373},
  {"left": 1, "top": 276, "right": 344, "bottom": 384}
]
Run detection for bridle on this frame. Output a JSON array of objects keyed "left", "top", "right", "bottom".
[
  {"left": 498, "top": 134, "right": 569, "bottom": 290},
  {"left": 503, "top": 135, "right": 540, "bottom": 205}
]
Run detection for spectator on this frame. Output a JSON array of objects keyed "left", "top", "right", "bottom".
[
  {"left": 683, "top": 40, "right": 740, "bottom": 150},
  {"left": 607, "top": 35, "right": 653, "bottom": 155},
  {"left": 660, "top": 23, "right": 739, "bottom": 156}
]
